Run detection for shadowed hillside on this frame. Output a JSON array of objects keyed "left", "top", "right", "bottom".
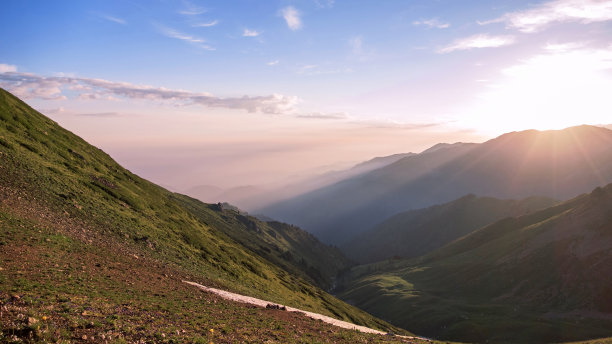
[
  {"left": 259, "top": 142, "right": 478, "bottom": 244},
  {"left": 337, "top": 184, "right": 612, "bottom": 343},
  {"left": 343, "top": 194, "right": 557, "bottom": 263}
]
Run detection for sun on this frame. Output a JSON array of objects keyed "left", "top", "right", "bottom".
[{"left": 456, "top": 46, "right": 612, "bottom": 135}]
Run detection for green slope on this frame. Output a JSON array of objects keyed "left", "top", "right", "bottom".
[
  {"left": 173, "top": 195, "right": 352, "bottom": 290},
  {"left": 343, "top": 194, "right": 557, "bottom": 263},
  {"left": 0, "top": 88, "right": 405, "bottom": 338},
  {"left": 338, "top": 185, "right": 612, "bottom": 343}
]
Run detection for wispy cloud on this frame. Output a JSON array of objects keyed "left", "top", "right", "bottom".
[
  {"left": 0, "top": 64, "right": 17, "bottom": 73},
  {"left": 349, "top": 36, "right": 363, "bottom": 55},
  {"left": 280, "top": 6, "right": 302, "bottom": 30},
  {"left": 544, "top": 41, "right": 587, "bottom": 52},
  {"left": 99, "top": 14, "right": 127, "bottom": 25},
  {"left": 314, "top": 0, "right": 335, "bottom": 9},
  {"left": 0, "top": 70, "right": 300, "bottom": 115},
  {"left": 413, "top": 18, "right": 450, "bottom": 29},
  {"left": 267, "top": 60, "right": 280, "bottom": 66},
  {"left": 192, "top": 20, "right": 219, "bottom": 27},
  {"left": 178, "top": 2, "right": 206, "bottom": 16},
  {"left": 77, "top": 112, "right": 120, "bottom": 118},
  {"left": 158, "top": 26, "right": 215, "bottom": 50},
  {"left": 438, "top": 34, "right": 516, "bottom": 53},
  {"left": 297, "top": 64, "right": 352, "bottom": 76},
  {"left": 243, "top": 29, "right": 260, "bottom": 37},
  {"left": 297, "top": 112, "right": 349, "bottom": 120},
  {"left": 480, "top": 0, "right": 612, "bottom": 33},
  {"left": 297, "top": 64, "right": 317, "bottom": 74},
  {"left": 348, "top": 36, "right": 374, "bottom": 61}
]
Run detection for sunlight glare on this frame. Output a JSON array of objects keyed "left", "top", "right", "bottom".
[{"left": 457, "top": 46, "right": 612, "bottom": 135}]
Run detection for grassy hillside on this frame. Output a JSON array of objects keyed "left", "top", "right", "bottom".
[
  {"left": 337, "top": 185, "right": 612, "bottom": 343},
  {"left": 343, "top": 194, "right": 557, "bottom": 263},
  {"left": 261, "top": 126, "right": 612, "bottom": 246},
  {"left": 0, "top": 88, "right": 408, "bottom": 341},
  {"left": 173, "top": 195, "right": 352, "bottom": 290}
]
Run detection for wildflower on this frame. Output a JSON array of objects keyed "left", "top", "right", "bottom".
[
  {"left": 42, "top": 316, "right": 48, "bottom": 321},
  {"left": 209, "top": 328, "right": 214, "bottom": 334}
]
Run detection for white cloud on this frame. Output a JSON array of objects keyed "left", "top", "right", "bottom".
[
  {"left": 243, "top": 29, "right": 260, "bottom": 37},
  {"left": 193, "top": 20, "right": 219, "bottom": 27},
  {"left": 438, "top": 34, "right": 516, "bottom": 53},
  {"left": 99, "top": 14, "right": 126, "bottom": 25},
  {"left": 158, "top": 26, "right": 215, "bottom": 50},
  {"left": 0, "top": 71, "right": 300, "bottom": 115},
  {"left": 482, "top": 0, "right": 612, "bottom": 33},
  {"left": 280, "top": 6, "right": 302, "bottom": 30},
  {"left": 267, "top": 60, "right": 280, "bottom": 66},
  {"left": 413, "top": 18, "right": 450, "bottom": 29},
  {"left": 0, "top": 64, "right": 17, "bottom": 73}
]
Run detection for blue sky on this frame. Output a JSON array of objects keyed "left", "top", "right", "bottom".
[{"left": 2, "top": 0, "right": 612, "bottom": 189}]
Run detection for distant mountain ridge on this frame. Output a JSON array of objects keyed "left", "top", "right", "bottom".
[
  {"left": 343, "top": 194, "right": 558, "bottom": 263},
  {"left": 185, "top": 152, "right": 414, "bottom": 211},
  {"left": 260, "top": 126, "right": 612, "bottom": 245}
]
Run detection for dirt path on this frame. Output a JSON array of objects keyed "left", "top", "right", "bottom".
[{"left": 184, "top": 280, "right": 409, "bottom": 336}]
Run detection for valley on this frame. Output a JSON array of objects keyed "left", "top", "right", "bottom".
[{"left": 2, "top": 86, "right": 612, "bottom": 343}]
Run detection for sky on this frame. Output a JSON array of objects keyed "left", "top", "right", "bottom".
[{"left": 1, "top": 0, "right": 612, "bottom": 190}]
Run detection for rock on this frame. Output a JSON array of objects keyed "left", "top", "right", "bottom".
[
  {"left": 265, "top": 304, "right": 287, "bottom": 311},
  {"left": 27, "top": 317, "right": 38, "bottom": 325},
  {"left": 82, "top": 334, "right": 88, "bottom": 340}
]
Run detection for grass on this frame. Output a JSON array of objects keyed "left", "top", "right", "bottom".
[
  {"left": 0, "top": 208, "right": 420, "bottom": 343},
  {"left": 337, "top": 186, "right": 612, "bottom": 343},
  {"left": 0, "top": 87, "right": 412, "bottom": 341}
]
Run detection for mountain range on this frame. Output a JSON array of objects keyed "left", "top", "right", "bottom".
[
  {"left": 260, "top": 126, "right": 612, "bottom": 245},
  {"left": 184, "top": 152, "right": 414, "bottom": 211}
]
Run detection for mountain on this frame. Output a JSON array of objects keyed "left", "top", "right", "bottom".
[
  {"left": 343, "top": 194, "right": 558, "bottom": 263},
  {"left": 337, "top": 184, "right": 612, "bottom": 343},
  {"left": 184, "top": 153, "right": 414, "bottom": 212},
  {"left": 0, "top": 88, "right": 406, "bottom": 341},
  {"left": 258, "top": 142, "right": 478, "bottom": 244},
  {"left": 260, "top": 126, "right": 612, "bottom": 245}
]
